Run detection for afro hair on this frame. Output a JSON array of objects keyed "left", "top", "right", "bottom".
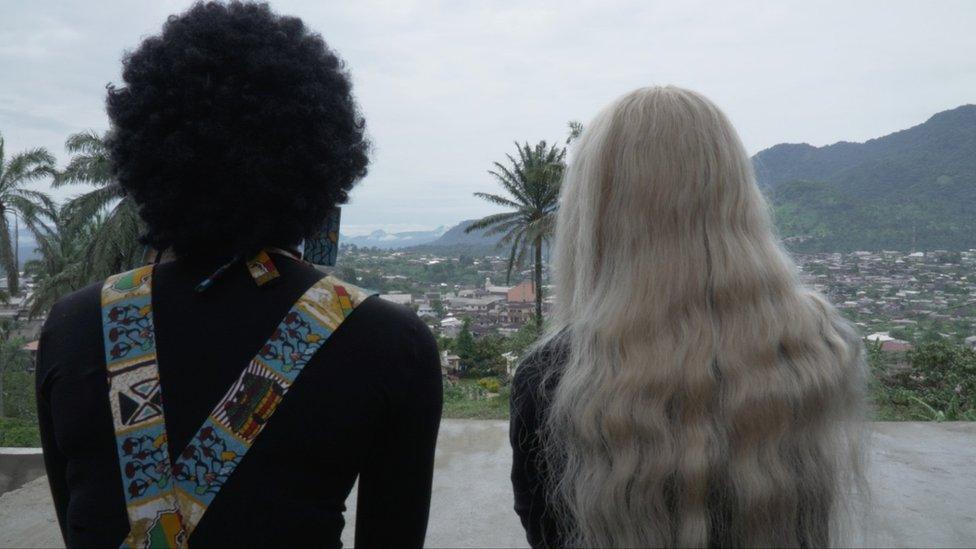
[{"left": 106, "top": 1, "right": 369, "bottom": 258}]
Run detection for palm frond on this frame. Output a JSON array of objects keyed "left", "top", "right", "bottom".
[
  {"left": 57, "top": 131, "right": 111, "bottom": 187},
  {"left": 63, "top": 185, "right": 123, "bottom": 230},
  {"left": 465, "top": 211, "right": 520, "bottom": 233},
  {"left": 472, "top": 192, "right": 521, "bottom": 210},
  {"left": 1, "top": 148, "right": 56, "bottom": 189},
  {"left": 65, "top": 130, "right": 106, "bottom": 154},
  {"left": 482, "top": 218, "right": 523, "bottom": 237},
  {"left": 9, "top": 188, "right": 55, "bottom": 212},
  {"left": 0, "top": 214, "right": 17, "bottom": 293},
  {"left": 503, "top": 229, "right": 528, "bottom": 284}
]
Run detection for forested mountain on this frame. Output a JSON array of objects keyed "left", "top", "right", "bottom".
[{"left": 754, "top": 104, "right": 976, "bottom": 252}]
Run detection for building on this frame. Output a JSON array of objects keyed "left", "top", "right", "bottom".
[
  {"left": 379, "top": 293, "right": 412, "bottom": 306},
  {"left": 440, "top": 350, "right": 461, "bottom": 376},
  {"left": 506, "top": 280, "right": 536, "bottom": 303},
  {"left": 501, "top": 351, "right": 519, "bottom": 377},
  {"left": 440, "top": 316, "right": 463, "bottom": 338},
  {"left": 417, "top": 303, "right": 437, "bottom": 319},
  {"left": 446, "top": 296, "right": 503, "bottom": 314},
  {"left": 484, "top": 278, "right": 511, "bottom": 296},
  {"left": 881, "top": 340, "right": 913, "bottom": 353},
  {"left": 495, "top": 301, "right": 534, "bottom": 325}
]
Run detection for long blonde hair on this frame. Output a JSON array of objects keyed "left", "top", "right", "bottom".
[{"left": 539, "top": 86, "right": 866, "bottom": 547}]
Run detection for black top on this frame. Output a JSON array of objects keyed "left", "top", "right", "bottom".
[
  {"left": 36, "top": 254, "right": 442, "bottom": 548},
  {"left": 509, "top": 338, "right": 568, "bottom": 549}
]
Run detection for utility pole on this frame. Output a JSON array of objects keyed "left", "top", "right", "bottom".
[{"left": 911, "top": 220, "right": 917, "bottom": 253}]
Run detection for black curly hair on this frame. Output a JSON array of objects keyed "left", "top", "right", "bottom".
[{"left": 106, "top": 1, "right": 369, "bottom": 258}]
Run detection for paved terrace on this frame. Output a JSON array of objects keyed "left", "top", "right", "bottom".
[{"left": 1, "top": 420, "right": 974, "bottom": 548}]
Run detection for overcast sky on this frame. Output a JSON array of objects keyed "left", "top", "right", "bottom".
[{"left": 2, "top": 0, "right": 974, "bottom": 235}]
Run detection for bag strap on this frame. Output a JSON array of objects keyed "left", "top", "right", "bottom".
[{"left": 102, "top": 261, "right": 375, "bottom": 548}]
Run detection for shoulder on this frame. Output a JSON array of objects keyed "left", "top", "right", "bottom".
[
  {"left": 511, "top": 333, "right": 569, "bottom": 426},
  {"left": 37, "top": 280, "right": 105, "bottom": 385},
  {"left": 513, "top": 332, "right": 568, "bottom": 398},
  {"left": 353, "top": 294, "right": 434, "bottom": 344},
  {"left": 328, "top": 283, "right": 440, "bottom": 377},
  {"left": 327, "top": 275, "right": 430, "bottom": 343},
  {"left": 43, "top": 280, "right": 103, "bottom": 332}
]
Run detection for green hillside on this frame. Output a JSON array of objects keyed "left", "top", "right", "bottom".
[{"left": 754, "top": 105, "right": 976, "bottom": 252}]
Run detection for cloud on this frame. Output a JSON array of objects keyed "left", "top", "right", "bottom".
[{"left": 1, "top": 0, "right": 974, "bottom": 232}]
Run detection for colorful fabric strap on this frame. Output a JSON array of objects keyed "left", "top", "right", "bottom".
[{"left": 101, "top": 261, "right": 374, "bottom": 548}]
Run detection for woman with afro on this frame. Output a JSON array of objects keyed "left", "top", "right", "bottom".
[{"left": 36, "top": 3, "right": 442, "bottom": 547}]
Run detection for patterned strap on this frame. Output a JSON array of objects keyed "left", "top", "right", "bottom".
[{"left": 102, "top": 263, "right": 375, "bottom": 548}]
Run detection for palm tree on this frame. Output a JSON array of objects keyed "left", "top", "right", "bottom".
[
  {"left": 23, "top": 204, "right": 96, "bottom": 319},
  {"left": 56, "top": 130, "right": 145, "bottom": 280},
  {"left": 0, "top": 133, "right": 56, "bottom": 294},
  {"left": 566, "top": 120, "right": 584, "bottom": 144},
  {"left": 466, "top": 141, "right": 565, "bottom": 326}
]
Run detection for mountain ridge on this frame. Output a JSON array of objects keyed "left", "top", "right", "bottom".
[
  {"left": 754, "top": 104, "right": 976, "bottom": 252},
  {"left": 342, "top": 104, "right": 975, "bottom": 255}
]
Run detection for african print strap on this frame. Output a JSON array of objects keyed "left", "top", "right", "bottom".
[{"left": 102, "top": 262, "right": 375, "bottom": 548}]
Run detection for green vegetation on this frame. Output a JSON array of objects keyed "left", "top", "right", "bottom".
[
  {"left": 0, "top": 416, "right": 39, "bottom": 446},
  {"left": 441, "top": 338, "right": 976, "bottom": 423},
  {"left": 444, "top": 319, "right": 507, "bottom": 378},
  {"left": 0, "top": 131, "right": 145, "bottom": 322},
  {"left": 757, "top": 105, "right": 976, "bottom": 252},
  {"left": 336, "top": 247, "right": 504, "bottom": 294},
  {"left": 443, "top": 378, "right": 510, "bottom": 420},
  {"left": 0, "top": 132, "right": 56, "bottom": 295},
  {"left": 55, "top": 130, "right": 145, "bottom": 281},
  {"left": 23, "top": 204, "right": 100, "bottom": 318},
  {"left": 2, "top": 105, "right": 975, "bottom": 449},
  {"left": 467, "top": 140, "right": 565, "bottom": 325},
  {"left": 0, "top": 335, "right": 39, "bottom": 446},
  {"left": 477, "top": 377, "right": 501, "bottom": 393},
  {"left": 771, "top": 182, "right": 976, "bottom": 252},
  {"left": 0, "top": 312, "right": 974, "bottom": 447},
  {"left": 870, "top": 340, "right": 976, "bottom": 421}
]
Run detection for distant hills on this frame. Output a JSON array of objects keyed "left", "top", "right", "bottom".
[
  {"left": 344, "top": 105, "right": 976, "bottom": 255},
  {"left": 343, "top": 219, "right": 503, "bottom": 255},
  {"left": 342, "top": 226, "right": 448, "bottom": 249},
  {"left": 427, "top": 220, "right": 500, "bottom": 247},
  {"left": 755, "top": 104, "right": 976, "bottom": 252}
]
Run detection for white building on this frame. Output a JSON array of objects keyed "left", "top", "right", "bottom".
[
  {"left": 417, "top": 303, "right": 437, "bottom": 319},
  {"left": 379, "top": 293, "right": 412, "bottom": 306},
  {"left": 502, "top": 351, "right": 519, "bottom": 377},
  {"left": 440, "top": 316, "right": 463, "bottom": 338}
]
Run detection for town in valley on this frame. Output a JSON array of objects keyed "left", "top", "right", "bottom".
[{"left": 330, "top": 245, "right": 976, "bottom": 377}]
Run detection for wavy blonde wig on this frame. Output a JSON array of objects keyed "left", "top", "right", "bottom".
[{"left": 540, "top": 86, "right": 866, "bottom": 548}]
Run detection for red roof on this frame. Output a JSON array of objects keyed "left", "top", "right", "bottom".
[
  {"left": 880, "top": 341, "right": 913, "bottom": 352},
  {"left": 506, "top": 280, "right": 536, "bottom": 303}
]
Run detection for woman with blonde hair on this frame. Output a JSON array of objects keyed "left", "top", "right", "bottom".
[{"left": 510, "top": 86, "right": 866, "bottom": 548}]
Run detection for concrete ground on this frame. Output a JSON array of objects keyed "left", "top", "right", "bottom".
[{"left": 1, "top": 420, "right": 974, "bottom": 548}]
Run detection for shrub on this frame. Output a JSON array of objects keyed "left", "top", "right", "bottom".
[
  {"left": 477, "top": 377, "right": 501, "bottom": 394},
  {"left": 873, "top": 340, "right": 976, "bottom": 421},
  {"left": 0, "top": 416, "right": 40, "bottom": 447}
]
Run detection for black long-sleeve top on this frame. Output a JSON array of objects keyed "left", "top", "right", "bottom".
[
  {"left": 509, "top": 338, "right": 568, "bottom": 549},
  {"left": 36, "top": 253, "right": 442, "bottom": 548}
]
